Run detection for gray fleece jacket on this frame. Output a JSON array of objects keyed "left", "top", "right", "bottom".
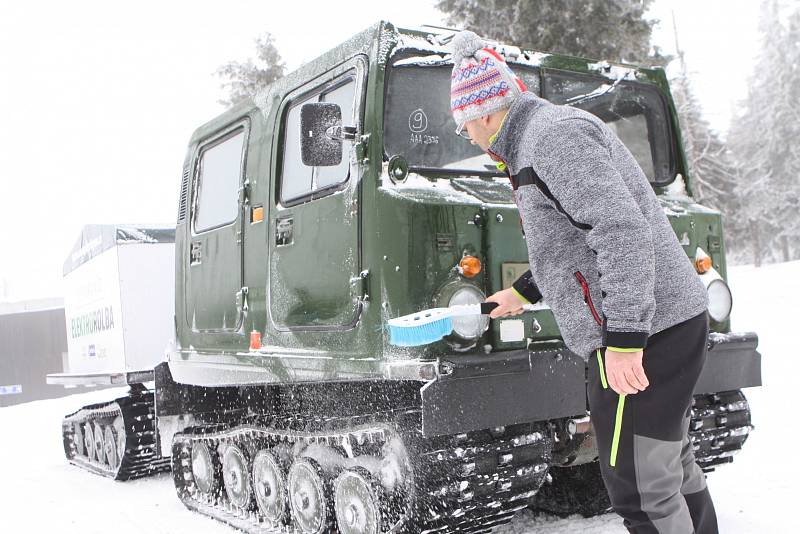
[{"left": 489, "top": 92, "right": 708, "bottom": 360}]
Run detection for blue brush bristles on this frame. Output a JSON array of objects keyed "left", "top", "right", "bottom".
[{"left": 387, "top": 317, "right": 453, "bottom": 347}]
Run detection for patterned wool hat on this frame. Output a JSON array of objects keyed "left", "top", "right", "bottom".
[{"left": 450, "top": 30, "right": 527, "bottom": 133}]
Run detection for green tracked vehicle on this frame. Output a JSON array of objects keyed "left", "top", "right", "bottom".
[{"left": 53, "top": 21, "right": 762, "bottom": 533}]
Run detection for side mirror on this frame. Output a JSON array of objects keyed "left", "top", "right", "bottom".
[{"left": 300, "top": 103, "right": 343, "bottom": 167}]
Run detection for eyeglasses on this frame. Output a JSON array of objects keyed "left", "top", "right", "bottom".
[{"left": 454, "top": 125, "right": 471, "bottom": 141}]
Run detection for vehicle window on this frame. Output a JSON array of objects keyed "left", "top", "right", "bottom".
[
  {"left": 280, "top": 76, "right": 356, "bottom": 204},
  {"left": 194, "top": 129, "right": 245, "bottom": 233},
  {"left": 544, "top": 70, "right": 672, "bottom": 184},
  {"left": 384, "top": 60, "right": 541, "bottom": 175},
  {"left": 605, "top": 115, "right": 654, "bottom": 178},
  {"left": 281, "top": 103, "right": 312, "bottom": 202},
  {"left": 517, "top": 68, "right": 541, "bottom": 95},
  {"left": 316, "top": 81, "right": 355, "bottom": 189}
]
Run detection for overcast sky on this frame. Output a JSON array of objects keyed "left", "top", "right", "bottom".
[{"left": 0, "top": 0, "right": 765, "bottom": 301}]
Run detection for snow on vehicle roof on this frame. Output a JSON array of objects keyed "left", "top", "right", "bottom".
[
  {"left": 586, "top": 61, "right": 638, "bottom": 81},
  {"left": 391, "top": 54, "right": 451, "bottom": 67},
  {"left": 389, "top": 26, "right": 551, "bottom": 69}
]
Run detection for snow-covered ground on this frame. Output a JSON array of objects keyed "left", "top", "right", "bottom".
[{"left": 1, "top": 261, "right": 797, "bottom": 533}]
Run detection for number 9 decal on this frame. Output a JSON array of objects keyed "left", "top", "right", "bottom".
[{"left": 408, "top": 109, "right": 428, "bottom": 133}]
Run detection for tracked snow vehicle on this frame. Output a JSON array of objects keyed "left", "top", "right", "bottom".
[
  {"left": 50, "top": 21, "right": 762, "bottom": 533},
  {"left": 49, "top": 224, "right": 175, "bottom": 480}
]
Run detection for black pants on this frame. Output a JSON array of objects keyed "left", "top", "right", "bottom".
[{"left": 588, "top": 309, "right": 719, "bottom": 534}]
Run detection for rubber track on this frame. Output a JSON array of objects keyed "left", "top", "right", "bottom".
[
  {"left": 61, "top": 391, "right": 171, "bottom": 480},
  {"left": 690, "top": 390, "right": 753, "bottom": 471},
  {"left": 172, "top": 410, "right": 552, "bottom": 533}
]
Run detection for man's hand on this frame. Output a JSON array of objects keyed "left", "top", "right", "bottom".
[
  {"left": 604, "top": 348, "right": 649, "bottom": 395},
  {"left": 485, "top": 287, "right": 526, "bottom": 319}
]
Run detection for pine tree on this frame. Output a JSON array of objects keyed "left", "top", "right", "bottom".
[
  {"left": 728, "top": 0, "right": 800, "bottom": 265},
  {"left": 772, "top": 7, "right": 800, "bottom": 261},
  {"left": 216, "top": 33, "right": 286, "bottom": 107},
  {"left": 669, "top": 16, "right": 745, "bottom": 260},
  {"left": 435, "top": 0, "right": 665, "bottom": 65}
]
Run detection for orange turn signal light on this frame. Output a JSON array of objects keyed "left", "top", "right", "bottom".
[
  {"left": 459, "top": 256, "right": 482, "bottom": 278},
  {"left": 695, "top": 256, "right": 712, "bottom": 274},
  {"left": 251, "top": 206, "right": 264, "bottom": 223}
]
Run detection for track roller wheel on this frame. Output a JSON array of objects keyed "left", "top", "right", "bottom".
[
  {"left": 252, "top": 449, "right": 287, "bottom": 524},
  {"left": 104, "top": 426, "right": 120, "bottom": 471},
  {"left": 222, "top": 444, "right": 253, "bottom": 510},
  {"left": 334, "top": 467, "right": 383, "bottom": 534},
  {"left": 73, "top": 422, "right": 84, "bottom": 456},
  {"left": 192, "top": 442, "right": 220, "bottom": 496},
  {"left": 94, "top": 423, "right": 107, "bottom": 464},
  {"left": 288, "top": 457, "right": 331, "bottom": 534},
  {"left": 84, "top": 423, "right": 95, "bottom": 461},
  {"left": 115, "top": 420, "right": 126, "bottom": 468}
]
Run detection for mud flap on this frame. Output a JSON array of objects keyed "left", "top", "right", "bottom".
[{"left": 694, "top": 331, "right": 761, "bottom": 394}]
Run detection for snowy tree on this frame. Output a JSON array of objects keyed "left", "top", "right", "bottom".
[
  {"left": 435, "top": 0, "right": 667, "bottom": 65},
  {"left": 216, "top": 33, "right": 286, "bottom": 107},
  {"left": 772, "top": 8, "right": 800, "bottom": 262},
  {"left": 669, "top": 18, "right": 746, "bottom": 259},
  {"left": 728, "top": 0, "right": 800, "bottom": 266}
]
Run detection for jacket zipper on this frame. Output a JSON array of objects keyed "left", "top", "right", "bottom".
[{"left": 574, "top": 271, "right": 602, "bottom": 326}]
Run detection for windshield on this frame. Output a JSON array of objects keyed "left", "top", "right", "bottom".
[
  {"left": 384, "top": 60, "right": 541, "bottom": 175},
  {"left": 544, "top": 70, "right": 674, "bottom": 184},
  {"left": 383, "top": 60, "right": 674, "bottom": 184}
]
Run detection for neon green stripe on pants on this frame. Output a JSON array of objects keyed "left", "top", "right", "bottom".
[
  {"left": 610, "top": 394, "right": 626, "bottom": 467},
  {"left": 596, "top": 349, "right": 608, "bottom": 390}
]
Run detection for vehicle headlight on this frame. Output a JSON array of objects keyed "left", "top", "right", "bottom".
[
  {"left": 448, "top": 285, "right": 490, "bottom": 340},
  {"left": 433, "top": 281, "right": 490, "bottom": 351},
  {"left": 706, "top": 278, "right": 733, "bottom": 322},
  {"left": 694, "top": 246, "right": 732, "bottom": 323}
]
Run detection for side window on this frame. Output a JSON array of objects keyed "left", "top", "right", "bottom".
[
  {"left": 194, "top": 129, "right": 246, "bottom": 233},
  {"left": 316, "top": 81, "right": 355, "bottom": 189},
  {"left": 280, "top": 104, "right": 311, "bottom": 202},
  {"left": 280, "top": 76, "right": 356, "bottom": 204}
]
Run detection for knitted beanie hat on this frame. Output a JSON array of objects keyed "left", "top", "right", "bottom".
[{"left": 450, "top": 30, "right": 527, "bottom": 132}]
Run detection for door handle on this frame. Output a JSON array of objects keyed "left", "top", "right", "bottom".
[
  {"left": 190, "top": 241, "right": 202, "bottom": 265},
  {"left": 276, "top": 217, "right": 294, "bottom": 246}
]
